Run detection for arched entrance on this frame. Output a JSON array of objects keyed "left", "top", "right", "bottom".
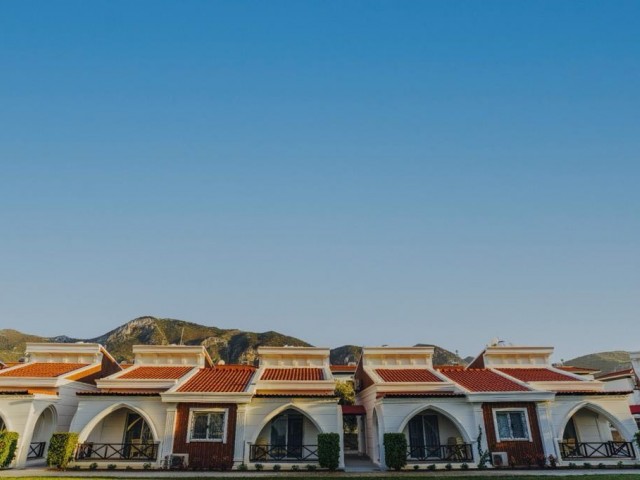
[
  {"left": 28, "top": 406, "right": 57, "bottom": 461},
  {"left": 559, "top": 405, "right": 635, "bottom": 460},
  {"left": 401, "top": 408, "right": 473, "bottom": 463},
  {"left": 250, "top": 408, "right": 321, "bottom": 463},
  {"left": 76, "top": 406, "right": 158, "bottom": 463}
]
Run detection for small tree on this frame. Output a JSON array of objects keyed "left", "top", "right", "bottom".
[
  {"left": 476, "top": 426, "right": 491, "bottom": 469},
  {"left": 0, "top": 431, "right": 19, "bottom": 468},
  {"left": 334, "top": 380, "right": 355, "bottom": 405},
  {"left": 383, "top": 433, "right": 407, "bottom": 471},
  {"left": 47, "top": 432, "right": 79, "bottom": 469},
  {"left": 635, "top": 431, "right": 640, "bottom": 451},
  {"left": 317, "top": 433, "right": 340, "bottom": 471}
]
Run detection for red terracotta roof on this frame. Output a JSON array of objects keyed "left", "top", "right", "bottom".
[
  {"left": 498, "top": 368, "right": 578, "bottom": 382},
  {"left": 377, "top": 391, "right": 465, "bottom": 399},
  {"left": 438, "top": 368, "right": 529, "bottom": 392},
  {"left": 118, "top": 366, "right": 193, "bottom": 380},
  {"left": 261, "top": 368, "right": 324, "bottom": 381},
  {"left": 254, "top": 391, "right": 334, "bottom": 397},
  {"left": 375, "top": 368, "right": 442, "bottom": 383},
  {"left": 78, "top": 390, "right": 163, "bottom": 396},
  {"left": 557, "top": 365, "right": 600, "bottom": 373},
  {"left": 177, "top": 365, "right": 255, "bottom": 393},
  {"left": 596, "top": 369, "right": 634, "bottom": 380},
  {"left": 0, "top": 362, "right": 89, "bottom": 378}
]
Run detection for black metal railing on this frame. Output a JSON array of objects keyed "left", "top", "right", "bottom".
[
  {"left": 249, "top": 444, "right": 318, "bottom": 462},
  {"left": 27, "top": 442, "right": 46, "bottom": 459},
  {"left": 75, "top": 442, "right": 159, "bottom": 461},
  {"left": 407, "top": 443, "right": 474, "bottom": 462},
  {"left": 559, "top": 441, "right": 635, "bottom": 459}
]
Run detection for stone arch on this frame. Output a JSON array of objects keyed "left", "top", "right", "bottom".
[
  {"left": 398, "top": 404, "right": 473, "bottom": 443},
  {"left": 250, "top": 403, "right": 324, "bottom": 445},
  {"left": 558, "top": 401, "right": 634, "bottom": 441},
  {"left": 77, "top": 402, "right": 159, "bottom": 443}
]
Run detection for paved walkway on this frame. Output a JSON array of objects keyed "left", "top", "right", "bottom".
[{"left": 2, "top": 468, "right": 640, "bottom": 477}]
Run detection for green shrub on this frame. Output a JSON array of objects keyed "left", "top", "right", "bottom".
[
  {"left": 272, "top": 464, "right": 281, "bottom": 471},
  {"left": 383, "top": 433, "right": 407, "bottom": 471},
  {"left": 143, "top": 462, "right": 152, "bottom": 470},
  {"left": 254, "top": 463, "right": 263, "bottom": 471},
  {"left": 305, "top": 464, "right": 317, "bottom": 471},
  {"left": 107, "top": 463, "right": 117, "bottom": 470},
  {"left": 89, "top": 462, "right": 98, "bottom": 470},
  {"left": 617, "top": 460, "right": 624, "bottom": 469},
  {"left": 237, "top": 463, "right": 248, "bottom": 471},
  {"left": 427, "top": 463, "right": 436, "bottom": 471},
  {"left": 568, "top": 462, "right": 577, "bottom": 468},
  {"left": 291, "top": 464, "right": 300, "bottom": 471},
  {"left": 583, "top": 462, "right": 592, "bottom": 469},
  {"left": 317, "top": 432, "right": 340, "bottom": 471},
  {"left": 461, "top": 463, "right": 469, "bottom": 470},
  {"left": 635, "top": 431, "right": 640, "bottom": 451},
  {"left": 0, "top": 431, "right": 19, "bottom": 468},
  {"left": 598, "top": 462, "right": 606, "bottom": 469},
  {"left": 46, "top": 432, "right": 78, "bottom": 470},
  {"left": 445, "top": 463, "right": 452, "bottom": 470}
]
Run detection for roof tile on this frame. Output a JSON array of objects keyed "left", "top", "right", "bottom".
[
  {"left": 177, "top": 365, "right": 255, "bottom": 393},
  {"left": 261, "top": 368, "right": 324, "bottom": 381},
  {"left": 0, "top": 362, "right": 89, "bottom": 378},
  {"left": 375, "top": 368, "right": 443, "bottom": 383},
  {"left": 438, "top": 368, "right": 529, "bottom": 392},
  {"left": 118, "top": 366, "right": 193, "bottom": 380},
  {"left": 498, "top": 368, "right": 578, "bottom": 382}
]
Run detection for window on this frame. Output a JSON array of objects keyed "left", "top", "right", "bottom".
[
  {"left": 270, "top": 410, "right": 304, "bottom": 458},
  {"left": 408, "top": 414, "right": 441, "bottom": 458},
  {"left": 188, "top": 409, "right": 227, "bottom": 442},
  {"left": 493, "top": 409, "right": 531, "bottom": 441}
]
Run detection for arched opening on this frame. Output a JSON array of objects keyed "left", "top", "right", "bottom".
[
  {"left": 250, "top": 408, "right": 321, "bottom": 463},
  {"left": 402, "top": 408, "right": 473, "bottom": 463},
  {"left": 28, "top": 406, "right": 57, "bottom": 461},
  {"left": 559, "top": 405, "right": 635, "bottom": 460},
  {"left": 76, "top": 407, "right": 158, "bottom": 462}
]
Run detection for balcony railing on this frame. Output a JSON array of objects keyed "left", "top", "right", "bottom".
[
  {"left": 249, "top": 444, "right": 318, "bottom": 462},
  {"left": 75, "top": 442, "right": 159, "bottom": 461},
  {"left": 407, "top": 443, "right": 474, "bottom": 462},
  {"left": 27, "top": 442, "right": 46, "bottom": 459},
  {"left": 559, "top": 441, "right": 635, "bottom": 459}
]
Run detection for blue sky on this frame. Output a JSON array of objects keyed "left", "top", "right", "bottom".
[{"left": 0, "top": 1, "right": 638, "bottom": 360}]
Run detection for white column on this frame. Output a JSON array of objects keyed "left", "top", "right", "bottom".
[
  {"left": 471, "top": 403, "right": 488, "bottom": 467},
  {"left": 337, "top": 403, "right": 345, "bottom": 469},
  {"left": 376, "top": 403, "right": 387, "bottom": 470},
  {"left": 234, "top": 404, "right": 248, "bottom": 467},
  {"left": 14, "top": 404, "right": 39, "bottom": 468},
  {"left": 536, "top": 401, "right": 558, "bottom": 460},
  {"left": 160, "top": 405, "right": 177, "bottom": 465}
]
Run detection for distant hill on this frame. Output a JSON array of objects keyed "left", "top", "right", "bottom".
[
  {"left": 0, "top": 316, "right": 310, "bottom": 364},
  {"left": 564, "top": 351, "right": 631, "bottom": 375}
]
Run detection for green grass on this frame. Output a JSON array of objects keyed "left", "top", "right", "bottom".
[{"left": 2, "top": 476, "right": 640, "bottom": 480}]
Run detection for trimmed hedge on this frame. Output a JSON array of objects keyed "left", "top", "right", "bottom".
[
  {"left": 317, "top": 432, "right": 340, "bottom": 471},
  {"left": 383, "top": 433, "right": 407, "bottom": 471},
  {"left": 0, "top": 431, "right": 19, "bottom": 468},
  {"left": 47, "top": 432, "right": 78, "bottom": 469}
]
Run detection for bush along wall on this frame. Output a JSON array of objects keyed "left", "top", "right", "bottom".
[
  {"left": 317, "top": 433, "right": 340, "bottom": 471},
  {"left": 47, "top": 432, "right": 79, "bottom": 470},
  {"left": 383, "top": 433, "right": 407, "bottom": 471},
  {"left": 0, "top": 431, "right": 19, "bottom": 468}
]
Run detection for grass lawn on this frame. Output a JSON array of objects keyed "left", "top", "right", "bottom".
[{"left": 2, "top": 476, "right": 640, "bottom": 480}]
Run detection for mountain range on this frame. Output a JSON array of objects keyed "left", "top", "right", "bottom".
[{"left": 0, "top": 316, "right": 631, "bottom": 374}]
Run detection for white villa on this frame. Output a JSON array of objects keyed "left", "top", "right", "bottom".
[{"left": 0, "top": 341, "right": 638, "bottom": 470}]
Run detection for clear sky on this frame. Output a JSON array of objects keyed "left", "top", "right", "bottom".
[{"left": 0, "top": 1, "right": 638, "bottom": 361}]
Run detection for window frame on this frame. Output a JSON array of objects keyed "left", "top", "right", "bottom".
[
  {"left": 492, "top": 407, "right": 532, "bottom": 442},
  {"left": 187, "top": 408, "right": 228, "bottom": 443}
]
